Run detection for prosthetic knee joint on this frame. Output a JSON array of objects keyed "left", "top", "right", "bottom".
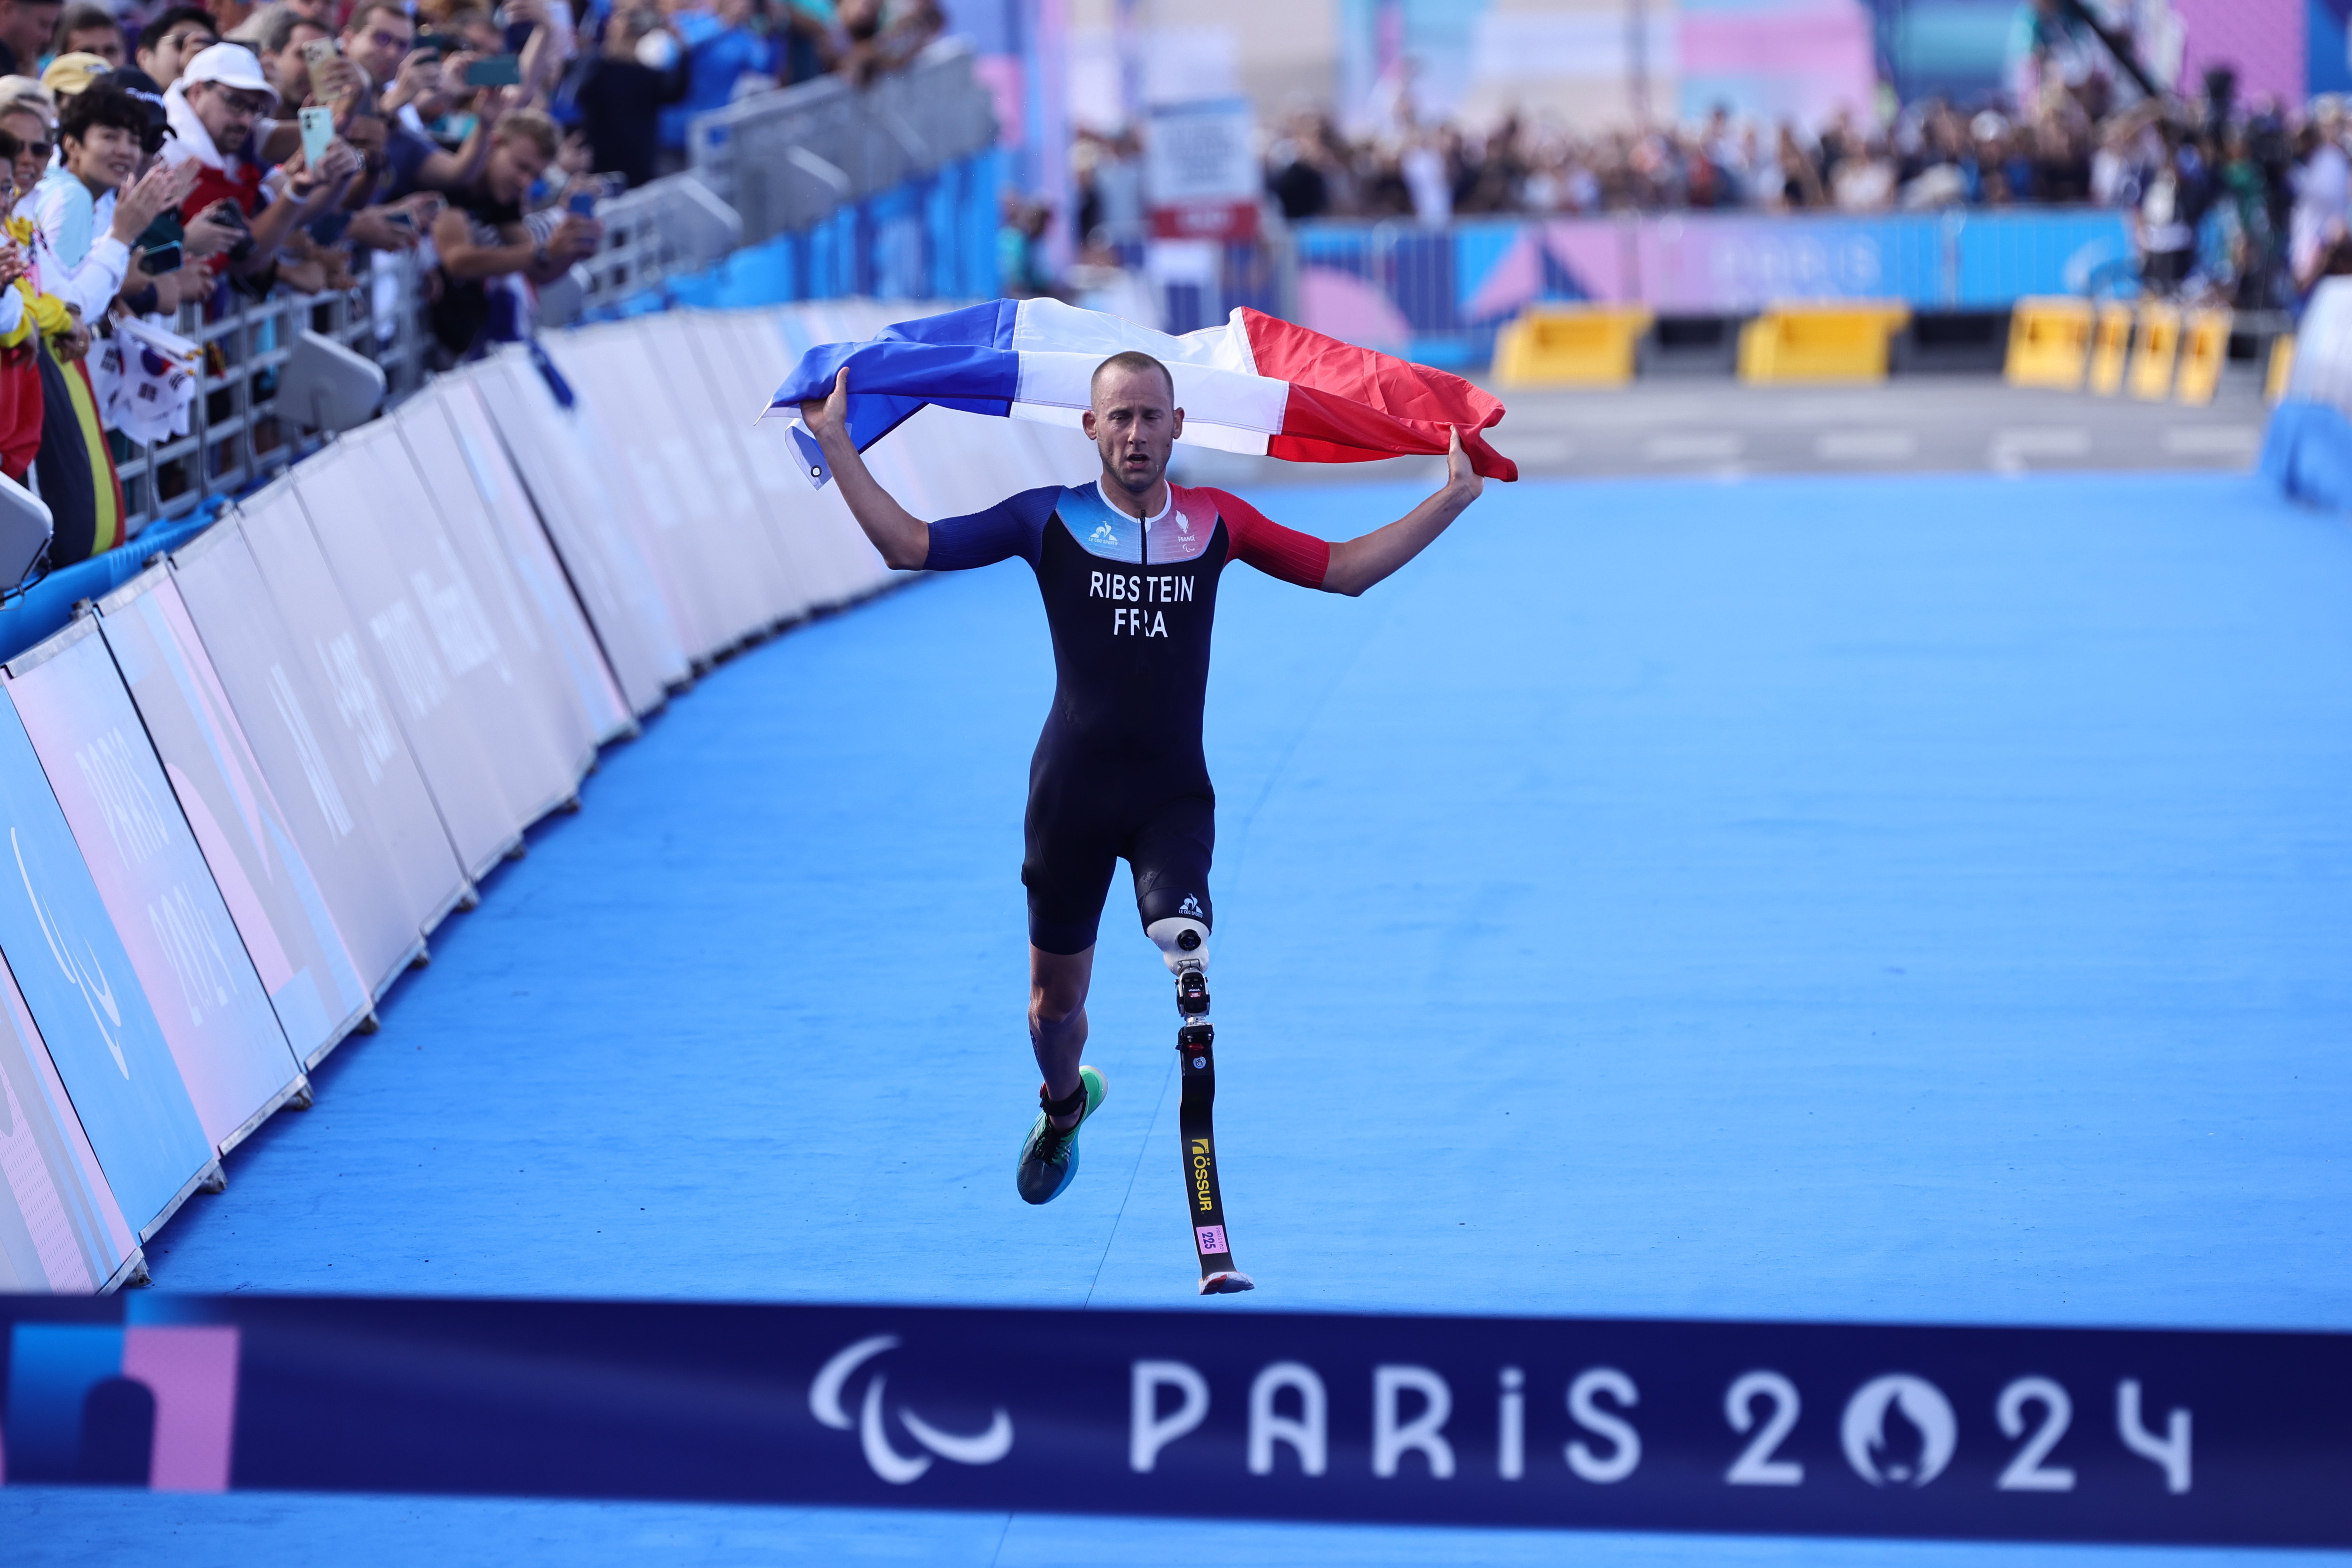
[{"left": 1146, "top": 916, "right": 1212, "bottom": 1045}]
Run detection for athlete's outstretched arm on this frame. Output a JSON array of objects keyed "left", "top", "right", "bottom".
[
  {"left": 798, "top": 367, "right": 930, "bottom": 570},
  {"left": 1320, "top": 427, "right": 1486, "bottom": 597}
]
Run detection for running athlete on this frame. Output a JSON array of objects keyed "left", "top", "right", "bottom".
[{"left": 797, "top": 352, "right": 1484, "bottom": 1217}]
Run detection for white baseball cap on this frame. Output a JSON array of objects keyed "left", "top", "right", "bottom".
[{"left": 179, "top": 42, "right": 278, "bottom": 106}]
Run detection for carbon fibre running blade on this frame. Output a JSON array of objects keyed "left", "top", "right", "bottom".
[{"left": 1177, "top": 1025, "right": 1251, "bottom": 1292}]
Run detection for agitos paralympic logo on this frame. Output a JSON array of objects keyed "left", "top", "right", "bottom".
[{"left": 810, "top": 1335, "right": 1014, "bottom": 1484}]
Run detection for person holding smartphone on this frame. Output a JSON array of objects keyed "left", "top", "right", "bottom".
[
  {"left": 428, "top": 109, "right": 599, "bottom": 359},
  {"left": 254, "top": 8, "right": 337, "bottom": 106},
  {"left": 339, "top": 2, "right": 512, "bottom": 203},
  {"left": 322, "top": 110, "right": 442, "bottom": 254},
  {"left": 161, "top": 45, "right": 362, "bottom": 282}
]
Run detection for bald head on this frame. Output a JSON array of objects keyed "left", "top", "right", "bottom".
[{"left": 1091, "top": 350, "right": 1174, "bottom": 408}]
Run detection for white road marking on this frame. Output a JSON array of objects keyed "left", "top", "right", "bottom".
[
  {"left": 1989, "top": 428, "right": 2092, "bottom": 474},
  {"left": 1815, "top": 430, "right": 1920, "bottom": 462},
  {"left": 1643, "top": 433, "right": 1745, "bottom": 462},
  {"left": 2160, "top": 426, "right": 2262, "bottom": 457}
]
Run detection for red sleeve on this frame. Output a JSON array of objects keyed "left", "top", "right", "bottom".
[{"left": 1203, "top": 487, "right": 1330, "bottom": 589}]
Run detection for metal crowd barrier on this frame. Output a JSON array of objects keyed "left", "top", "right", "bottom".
[
  {"left": 114, "top": 256, "right": 429, "bottom": 534},
  {"left": 111, "top": 179, "right": 739, "bottom": 540},
  {"left": 687, "top": 38, "right": 998, "bottom": 245},
  {"left": 565, "top": 174, "right": 746, "bottom": 318}
]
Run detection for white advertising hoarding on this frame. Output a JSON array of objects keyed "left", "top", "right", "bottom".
[
  {"left": 470, "top": 355, "right": 690, "bottom": 713},
  {"left": 95, "top": 571, "right": 371, "bottom": 1068},
  {"left": 292, "top": 437, "right": 524, "bottom": 880},
  {"left": 225, "top": 486, "right": 472, "bottom": 944}
]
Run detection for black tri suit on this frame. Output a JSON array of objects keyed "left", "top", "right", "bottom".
[{"left": 922, "top": 479, "right": 1330, "bottom": 954}]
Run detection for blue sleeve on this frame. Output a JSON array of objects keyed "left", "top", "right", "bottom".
[
  {"left": 924, "top": 485, "right": 1058, "bottom": 572},
  {"left": 378, "top": 127, "right": 436, "bottom": 202}
]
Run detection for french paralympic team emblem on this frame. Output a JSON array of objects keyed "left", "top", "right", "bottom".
[{"left": 810, "top": 1335, "right": 1014, "bottom": 1484}]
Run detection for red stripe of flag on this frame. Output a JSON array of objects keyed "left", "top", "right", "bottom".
[{"left": 1240, "top": 309, "right": 1518, "bottom": 482}]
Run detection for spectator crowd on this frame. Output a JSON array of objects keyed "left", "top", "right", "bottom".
[
  {"left": 1216, "top": 19, "right": 2352, "bottom": 326},
  {"left": 0, "top": 0, "right": 942, "bottom": 579}
]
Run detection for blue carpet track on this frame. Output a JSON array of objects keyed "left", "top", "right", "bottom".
[{"left": 9, "top": 470, "right": 2347, "bottom": 1565}]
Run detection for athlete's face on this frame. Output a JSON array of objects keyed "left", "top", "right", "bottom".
[{"left": 1084, "top": 367, "right": 1185, "bottom": 502}]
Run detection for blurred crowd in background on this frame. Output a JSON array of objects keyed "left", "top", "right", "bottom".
[
  {"left": 1053, "top": 51, "right": 2352, "bottom": 321},
  {"left": 1247, "top": 76, "right": 2318, "bottom": 311},
  {"left": 0, "top": 0, "right": 941, "bottom": 572}
]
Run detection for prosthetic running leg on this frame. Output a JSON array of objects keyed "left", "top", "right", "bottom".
[{"left": 1149, "top": 917, "right": 1255, "bottom": 1294}]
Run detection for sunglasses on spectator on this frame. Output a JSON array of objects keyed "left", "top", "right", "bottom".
[
  {"left": 364, "top": 28, "right": 410, "bottom": 51},
  {"left": 16, "top": 138, "right": 49, "bottom": 160},
  {"left": 220, "top": 91, "right": 273, "bottom": 115},
  {"left": 164, "top": 29, "right": 215, "bottom": 52}
]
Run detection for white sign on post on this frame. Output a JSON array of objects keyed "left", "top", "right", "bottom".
[{"left": 1145, "top": 98, "right": 1259, "bottom": 243}]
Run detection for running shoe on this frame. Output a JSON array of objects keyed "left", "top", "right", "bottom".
[{"left": 1016, "top": 1065, "right": 1106, "bottom": 1205}]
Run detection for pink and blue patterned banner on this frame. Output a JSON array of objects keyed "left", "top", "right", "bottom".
[
  {"left": 1292, "top": 210, "right": 2135, "bottom": 366},
  {"left": 0, "top": 682, "right": 209, "bottom": 1237},
  {"left": 5, "top": 624, "right": 303, "bottom": 1158}
]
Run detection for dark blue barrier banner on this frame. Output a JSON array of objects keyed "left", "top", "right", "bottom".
[{"left": 0, "top": 1294, "right": 2343, "bottom": 1548}]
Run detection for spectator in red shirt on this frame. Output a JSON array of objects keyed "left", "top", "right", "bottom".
[{"left": 160, "top": 43, "right": 359, "bottom": 283}]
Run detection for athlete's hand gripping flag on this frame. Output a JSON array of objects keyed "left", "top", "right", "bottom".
[{"left": 761, "top": 297, "right": 1518, "bottom": 487}]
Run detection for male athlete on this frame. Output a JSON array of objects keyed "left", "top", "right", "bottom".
[{"left": 798, "top": 353, "right": 1484, "bottom": 1251}]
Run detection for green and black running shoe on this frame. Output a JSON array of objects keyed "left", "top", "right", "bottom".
[{"left": 1017, "top": 1066, "right": 1106, "bottom": 1205}]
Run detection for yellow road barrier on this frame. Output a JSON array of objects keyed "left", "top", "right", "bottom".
[
  {"left": 2127, "top": 303, "right": 2183, "bottom": 400},
  {"left": 2266, "top": 336, "right": 2295, "bottom": 405},
  {"left": 2173, "top": 308, "right": 2232, "bottom": 406},
  {"left": 1736, "top": 301, "right": 1912, "bottom": 384},
  {"left": 2004, "top": 297, "right": 2093, "bottom": 389},
  {"left": 1492, "top": 304, "right": 1655, "bottom": 388},
  {"left": 2088, "top": 302, "right": 2133, "bottom": 396}
]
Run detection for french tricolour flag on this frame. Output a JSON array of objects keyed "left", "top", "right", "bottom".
[{"left": 762, "top": 297, "right": 1517, "bottom": 487}]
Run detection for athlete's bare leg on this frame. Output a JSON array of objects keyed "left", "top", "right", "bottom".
[{"left": 1030, "top": 945, "right": 1094, "bottom": 1128}]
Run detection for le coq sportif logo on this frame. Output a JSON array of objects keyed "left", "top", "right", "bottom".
[{"left": 809, "top": 1335, "right": 1015, "bottom": 1484}]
